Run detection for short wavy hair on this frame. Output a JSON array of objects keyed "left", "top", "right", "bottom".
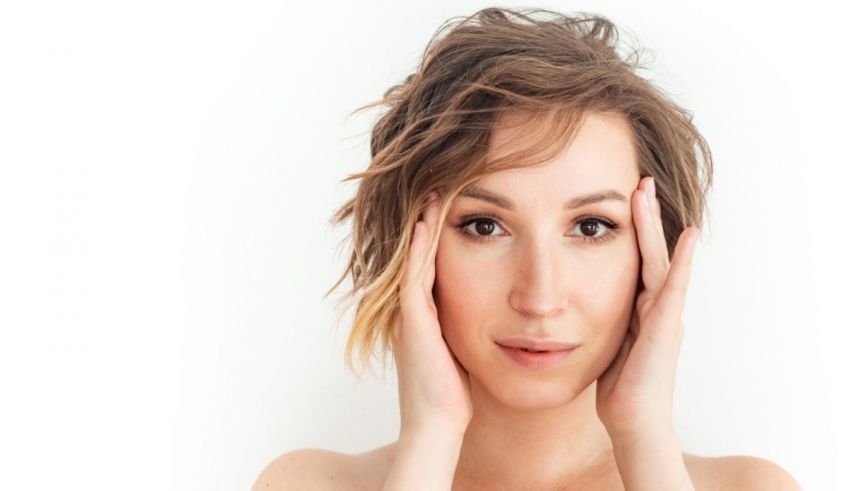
[{"left": 325, "top": 7, "right": 713, "bottom": 379}]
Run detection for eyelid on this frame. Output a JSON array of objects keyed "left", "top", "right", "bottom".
[
  {"left": 453, "top": 212, "right": 620, "bottom": 244},
  {"left": 455, "top": 212, "right": 507, "bottom": 234}
]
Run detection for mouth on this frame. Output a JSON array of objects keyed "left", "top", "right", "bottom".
[
  {"left": 496, "top": 343, "right": 578, "bottom": 370},
  {"left": 495, "top": 337, "right": 581, "bottom": 351}
]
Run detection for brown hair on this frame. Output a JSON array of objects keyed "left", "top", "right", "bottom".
[{"left": 325, "top": 7, "right": 713, "bottom": 379}]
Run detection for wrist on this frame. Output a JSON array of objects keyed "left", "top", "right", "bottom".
[
  {"left": 613, "top": 426, "right": 676, "bottom": 447},
  {"left": 400, "top": 417, "right": 469, "bottom": 442},
  {"left": 384, "top": 427, "right": 464, "bottom": 491},
  {"left": 609, "top": 429, "right": 694, "bottom": 491},
  {"left": 399, "top": 424, "right": 466, "bottom": 450}
]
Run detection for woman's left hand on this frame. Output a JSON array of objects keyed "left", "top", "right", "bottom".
[{"left": 596, "top": 175, "right": 700, "bottom": 442}]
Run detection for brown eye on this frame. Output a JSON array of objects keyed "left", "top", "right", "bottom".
[
  {"left": 455, "top": 216, "right": 506, "bottom": 242},
  {"left": 570, "top": 217, "right": 619, "bottom": 244},
  {"left": 473, "top": 220, "right": 496, "bottom": 236},
  {"left": 579, "top": 220, "right": 600, "bottom": 237},
  {"left": 456, "top": 214, "right": 619, "bottom": 245}
]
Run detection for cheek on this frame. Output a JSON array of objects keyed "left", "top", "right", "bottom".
[
  {"left": 591, "top": 240, "right": 640, "bottom": 295},
  {"left": 434, "top": 236, "right": 641, "bottom": 307},
  {"left": 432, "top": 238, "right": 502, "bottom": 356},
  {"left": 583, "top": 238, "right": 641, "bottom": 334}
]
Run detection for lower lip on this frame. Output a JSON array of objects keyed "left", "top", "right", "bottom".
[{"left": 497, "top": 344, "right": 577, "bottom": 370}]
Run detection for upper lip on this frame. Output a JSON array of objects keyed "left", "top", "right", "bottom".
[{"left": 496, "top": 336, "right": 580, "bottom": 351}]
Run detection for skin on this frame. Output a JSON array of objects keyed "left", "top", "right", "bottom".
[
  {"left": 433, "top": 110, "right": 651, "bottom": 488},
  {"left": 379, "top": 108, "right": 702, "bottom": 490},
  {"left": 251, "top": 110, "right": 803, "bottom": 491}
]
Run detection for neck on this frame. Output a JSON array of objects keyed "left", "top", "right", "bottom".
[{"left": 453, "top": 378, "right": 618, "bottom": 490}]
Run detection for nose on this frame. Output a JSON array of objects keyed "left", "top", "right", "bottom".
[{"left": 508, "top": 240, "right": 569, "bottom": 319}]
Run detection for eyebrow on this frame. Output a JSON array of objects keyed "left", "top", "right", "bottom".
[{"left": 458, "top": 185, "right": 628, "bottom": 211}]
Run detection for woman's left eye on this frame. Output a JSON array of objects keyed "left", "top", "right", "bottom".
[{"left": 570, "top": 218, "right": 619, "bottom": 244}]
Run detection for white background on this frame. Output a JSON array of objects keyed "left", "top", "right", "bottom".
[{"left": 1, "top": 1, "right": 847, "bottom": 490}]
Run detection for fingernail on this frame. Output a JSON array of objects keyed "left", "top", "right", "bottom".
[{"left": 648, "top": 177, "right": 655, "bottom": 199}]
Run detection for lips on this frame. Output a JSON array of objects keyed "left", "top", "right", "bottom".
[
  {"left": 495, "top": 336, "right": 580, "bottom": 352},
  {"left": 497, "top": 343, "right": 578, "bottom": 370}
]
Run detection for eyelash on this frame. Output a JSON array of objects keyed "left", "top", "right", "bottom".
[{"left": 453, "top": 213, "right": 620, "bottom": 245}]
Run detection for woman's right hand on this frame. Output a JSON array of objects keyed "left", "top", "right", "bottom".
[{"left": 392, "top": 192, "right": 473, "bottom": 439}]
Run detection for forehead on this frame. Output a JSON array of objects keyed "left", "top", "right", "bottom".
[{"left": 479, "top": 111, "right": 639, "bottom": 194}]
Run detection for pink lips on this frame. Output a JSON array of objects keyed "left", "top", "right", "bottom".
[{"left": 495, "top": 337, "right": 580, "bottom": 370}]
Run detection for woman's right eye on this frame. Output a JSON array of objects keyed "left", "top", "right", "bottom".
[{"left": 454, "top": 216, "right": 506, "bottom": 242}]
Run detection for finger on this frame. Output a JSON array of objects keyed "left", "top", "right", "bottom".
[
  {"left": 655, "top": 226, "right": 699, "bottom": 322},
  {"left": 415, "top": 193, "right": 441, "bottom": 288},
  {"left": 401, "top": 194, "right": 438, "bottom": 283},
  {"left": 400, "top": 219, "right": 425, "bottom": 300},
  {"left": 633, "top": 177, "right": 668, "bottom": 296},
  {"left": 647, "top": 177, "right": 670, "bottom": 264},
  {"left": 395, "top": 232, "right": 429, "bottom": 356},
  {"left": 399, "top": 193, "right": 441, "bottom": 318}
]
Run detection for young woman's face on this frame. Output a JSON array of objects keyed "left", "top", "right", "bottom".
[{"left": 434, "top": 111, "right": 642, "bottom": 408}]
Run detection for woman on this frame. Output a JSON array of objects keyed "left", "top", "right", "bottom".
[{"left": 255, "top": 7, "right": 801, "bottom": 490}]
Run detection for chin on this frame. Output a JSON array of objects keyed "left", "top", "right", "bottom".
[{"left": 472, "top": 368, "right": 591, "bottom": 411}]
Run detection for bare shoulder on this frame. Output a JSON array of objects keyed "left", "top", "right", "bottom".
[
  {"left": 250, "top": 448, "right": 345, "bottom": 491},
  {"left": 251, "top": 443, "right": 397, "bottom": 491},
  {"left": 683, "top": 452, "right": 802, "bottom": 491}
]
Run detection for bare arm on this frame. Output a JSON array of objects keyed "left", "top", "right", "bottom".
[
  {"left": 382, "top": 429, "right": 464, "bottom": 491},
  {"left": 381, "top": 195, "right": 471, "bottom": 490},
  {"left": 611, "top": 429, "right": 695, "bottom": 491}
]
